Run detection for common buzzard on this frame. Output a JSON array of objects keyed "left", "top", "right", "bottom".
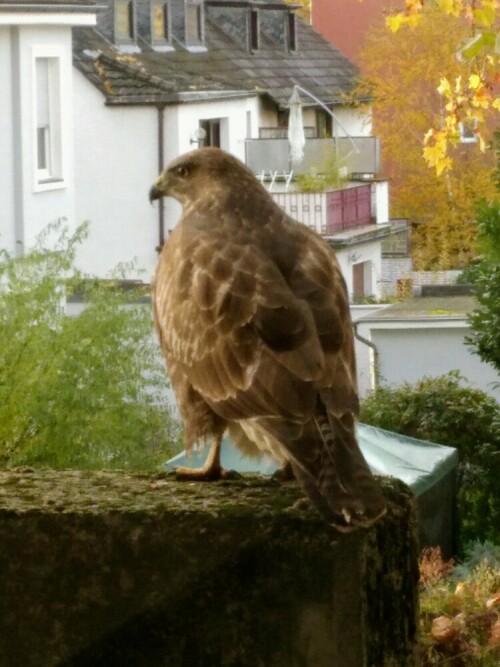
[{"left": 150, "top": 147, "right": 386, "bottom": 532}]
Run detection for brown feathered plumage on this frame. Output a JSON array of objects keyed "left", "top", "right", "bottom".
[{"left": 150, "top": 147, "right": 386, "bottom": 532}]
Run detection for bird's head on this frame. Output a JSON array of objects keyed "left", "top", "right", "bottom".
[{"left": 149, "top": 147, "right": 263, "bottom": 209}]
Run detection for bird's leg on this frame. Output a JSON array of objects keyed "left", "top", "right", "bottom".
[{"left": 176, "top": 436, "right": 240, "bottom": 481}]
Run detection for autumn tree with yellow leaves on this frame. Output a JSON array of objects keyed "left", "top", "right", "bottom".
[
  {"left": 388, "top": 0, "right": 499, "bottom": 175},
  {"left": 358, "top": 6, "right": 497, "bottom": 270}
]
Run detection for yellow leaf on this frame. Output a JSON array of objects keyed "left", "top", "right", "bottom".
[
  {"left": 386, "top": 14, "right": 405, "bottom": 32},
  {"left": 436, "top": 156, "right": 453, "bottom": 176},
  {"left": 407, "top": 14, "right": 423, "bottom": 28},
  {"left": 468, "top": 73, "right": 482, "bottom": 91},
  {"left": 438, "top": 77, "right": 453, "bottom": 96},
  {"left": 436, "top": 0, "right": 462, "bottom": 16},
  {"left": 386, "top": 12, "right": 422, "bottom": 32}
]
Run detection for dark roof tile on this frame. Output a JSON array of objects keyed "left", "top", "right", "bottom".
[{"left": 73, "top": 0, "right": 359, "bottom": 107}]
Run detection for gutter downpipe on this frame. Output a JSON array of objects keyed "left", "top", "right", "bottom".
[
  {"left": 157, "top": 103, "right": 166, "bottom": 250},
  {"left": 353, "top": 321, "right": 380, "bottom": 391}
]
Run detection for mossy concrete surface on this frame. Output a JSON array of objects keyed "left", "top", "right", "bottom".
[{"left": 0, "top": 469, "right": 419, "bottom": 667}]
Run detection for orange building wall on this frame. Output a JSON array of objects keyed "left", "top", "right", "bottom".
[{"left": 311, "top": 0, "right": 401, "bottom": 65}]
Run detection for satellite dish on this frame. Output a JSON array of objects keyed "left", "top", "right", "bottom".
[{"left": 190, "top": 127, "right": 207, "bottom": 144}]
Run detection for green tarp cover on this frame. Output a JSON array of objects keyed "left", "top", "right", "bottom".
[{"left": 165, "top": 423, "right": 458, "bottom": 498}]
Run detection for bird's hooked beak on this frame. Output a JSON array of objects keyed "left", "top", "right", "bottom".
[{"left": 149, "top": 183, "right": 162, "bottom": 203}]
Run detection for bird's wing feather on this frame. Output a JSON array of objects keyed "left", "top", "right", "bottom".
[{"left": 154, "top": 223, "right": 327, "bottom": 415}]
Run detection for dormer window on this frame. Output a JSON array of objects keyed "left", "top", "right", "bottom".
[
  {"left": 152, "top": 0, "right": 169, "bottom": 42},
  {"left": 186, "top": 0, "right": 202, "bottom": 44},
  {"left": 250, "top": 9, "right": 259, "bottom": 51},
  {"left": 287, "top": 12, "right": 296, "bottom": 51},
  {"left": 115, "top": 0, "right": 134, "bottom": 42}
]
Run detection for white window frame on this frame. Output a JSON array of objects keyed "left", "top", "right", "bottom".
[
  {"left": 459, "top": 118, "right": 478, "bottom": 144},
  {"left": 32, "top": 45, "right": 68, "bottom": 192}
]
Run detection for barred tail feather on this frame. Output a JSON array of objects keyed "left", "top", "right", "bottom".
[{"left": 291, "top": 412, "right": 386, "bottom": 532}]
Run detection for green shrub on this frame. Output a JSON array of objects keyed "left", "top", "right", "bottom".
[
  {"left": 360, "top": 373, "right": 500, "bottom": 546},
  {"left": 463, "top": 200, "right": 500, "bottom": 375},
  {"left": 0, "top": 222, "right": 180, "bottom": 470},
  {"left": 295, "top": 150, "right": 348, "bottom": 192}
]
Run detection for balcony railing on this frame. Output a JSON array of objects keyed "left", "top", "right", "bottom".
[
  {"left": 271, "top": 184, "right": 373, "bottom": 236},
  {"left": 246, "top": 136, "right": 380, "bottom": 177},
  {"left": 258, "top": 126, "right": 316, "bottom": 139}
]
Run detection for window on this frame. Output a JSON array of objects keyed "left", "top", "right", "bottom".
[
  {"left": 287, "top": 12, "right": 296, "bottom": 51},
  {"left": 250, "top": 9, "right": 259, "bottom": 50},
  {"left": 459, "top": 118, "right": 478, "bottom": 144},
  {"left": 152, "top": 1, "right": 169, "bottom": 41},
  {"left": 200, "top": 119, "right": 221, "bottom": 148},
  {"left": 34, "top": 53, "right": 64, "bottom": 188},
  {"left": 186, "top": 1, "right": 202, "bottom": 44},
  {"left": 382, "top": 229, "right": 410, "bottom": 256},
  {"left": 36, "top": 59, "right": 51, "bottom": 174},
  {"left": 316, "top": 109, "right": 332, "bottom": 138},
  {"left": 115, "top": 0, "right": 134, "bottom": 41}
]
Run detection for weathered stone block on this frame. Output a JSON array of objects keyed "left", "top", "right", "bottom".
[{"left": 0, "top": 470, "right": 419, "bottom": 666}]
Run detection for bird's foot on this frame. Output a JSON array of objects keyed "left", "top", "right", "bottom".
[{"left": 175, "top": 465, "right": 242, "bottom": 482}]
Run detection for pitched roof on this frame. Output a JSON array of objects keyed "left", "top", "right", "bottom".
[
  {"left": 73, "top": 0, "right": 359, "bottom": 108},
  {"left": 73, "top": 26, "right": 253, "bottom": 104},
  {"left": 0, "top": 1, "right": 99, "bottom": 9}
]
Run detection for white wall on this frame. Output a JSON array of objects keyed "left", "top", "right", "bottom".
[
  {"left": 164, "top": 96, "right": 260, "bottom": 164},
  {"left": 161, "top": 95, "right": 261, "bottom": 234},
  {"left": 336, "top": 239, "right": 382, "bottom": 300},
  {"left": 366, "top": 322, "right": 500, "bottom": 403},
  {"left": 351, "top": 304, "right": 389, "bottom": 397},
  {"left": 0, "top": 26, "right": 15, "bottom": 252},
  {"left": 380, "top": 257, "right": 413, "bottom": 297},
  {"left": 332, "top": 106, "right": 372, "bottom": 138},
  {"left": 372, "top": 181, "right": 389, "bottom": 223},
  {"left": 73, "top": 81, "right": 263, "bottom": 277},
  {"left": 4, "top": 25, "right": 76, "bottom": 254},
  {"left": 73, "top": 70, "right": 159, "bottom": 280}
]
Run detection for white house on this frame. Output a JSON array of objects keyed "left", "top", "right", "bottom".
[
  {"left": 354, "top": 291, "right": 500, "bottom": 402},
  {"left": 1, "top": 0, "right": 396, "bottom": 301},
  {"left": 0, "top": 0, "right": 98, "bottom": 255}
]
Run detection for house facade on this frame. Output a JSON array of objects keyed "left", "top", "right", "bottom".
[
  {"left": 355, "top": 292, "right": 500, "bottom": 402},
  {"left": 2, "top": 0, "right": 395, "bottom": 300},
  {"left": 0, "top": 0, "right": 98, "bottom": 255}
]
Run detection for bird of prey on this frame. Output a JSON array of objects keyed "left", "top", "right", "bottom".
[{"left": 149, "top": 147, "right": 386, "bottom": 532}]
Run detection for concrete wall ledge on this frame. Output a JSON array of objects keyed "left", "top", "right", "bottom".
[{"left": 0, "top": 469, "right": 419, "bottom": 667}]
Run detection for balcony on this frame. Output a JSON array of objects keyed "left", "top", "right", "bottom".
[
  {"left": 245, "top": 136, "right": 380, "bottom": 178},
  {"left": 271, "top": 185, "right": 374, "bottom": 237}
]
